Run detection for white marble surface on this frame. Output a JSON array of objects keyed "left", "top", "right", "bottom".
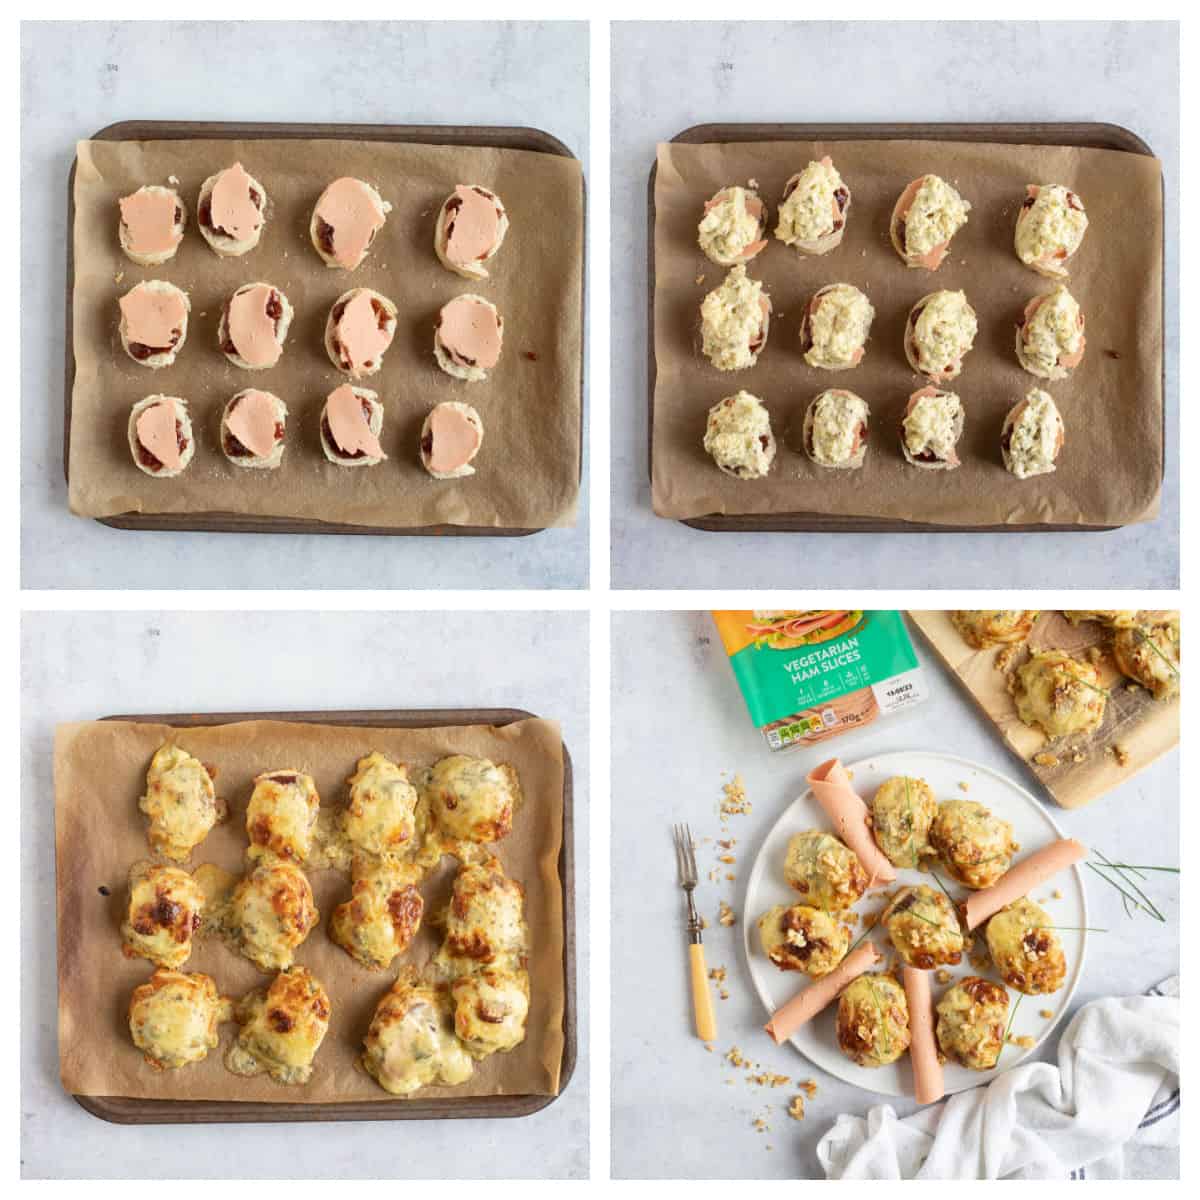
[
  {"left": 611, "top": 21, "right": 1179, "bottom": 589},
  {"left": 20, "top": 21, "right": 589, "bottom": 590},
  {"left": 21, "top": 611, "right": 589, "bottom": 1179},
  {"left": 610, "top": 611, "right": 1178, "bottom": 1179}
]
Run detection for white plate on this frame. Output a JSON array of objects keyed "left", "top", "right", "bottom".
[{"left": 741, "top": 750, "right": 1087, "bottom": 1098}]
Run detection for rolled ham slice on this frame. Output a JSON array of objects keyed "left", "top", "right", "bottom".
[
  {"left": 902, "top": 966, "right": 944, "bottom": 1105},
  {"left": 964, "top": 837, "right": 1087, "bottom": 931},
  {"left": 806, "top": 758, "right": 896, "bottom": 885},
  {"left": 764, "top": 942, "right": 881, "bottom": 1045}
]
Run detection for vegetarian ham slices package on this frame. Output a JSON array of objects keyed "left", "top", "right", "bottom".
[{"left": 713, "top": 610, "right": 929, "bottom": 752}]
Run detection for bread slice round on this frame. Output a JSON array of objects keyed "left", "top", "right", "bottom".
[
  {"left": 420, "top": 402, "right": 484, "bottom": 479},
  {"left": 433, "top": 294, "right": 503, "bottom": 382},
  {"left": 118, "top": 185, "right": 187, "bottom": 267},
  {"left": 118, "top": 280, "right": 191, "bottom": 370},
  {"left": 900, "top": 388, "right": 964, "bottom": 470},
  {"left": 434, "top": 185, "right": 510, "bottom": 280},
  {"left": 801, "top": 390, "right": 869, "bottom": 470},
  {"left": 319, "top": 386, "right": 385, "bottom": 467},
  {"left": 1001, "top": 391, "right": 1064, "bottom": 479},
  {"left": 220, "top": 389, "right": 287, "bottom": 470},
  {"left": 217, "top": 283, "right": 293, "bottom": 371},
  {"left": 309, "top": 178, "right": 390, "bottom": 270},
  {"left": 197, "top": 166, "right": 268, "bottom": 258},
  {"left": 324, "top": 288, "right": 398, "bottom": 379},
  {"left": 128, "top": 395, "right": 194, "bottom": 478}
]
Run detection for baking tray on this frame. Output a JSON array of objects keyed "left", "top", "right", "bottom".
[
  {"left": 68, "top": 707, "right": 576, "bottom": 1125},
  {"left": 66, "top": 121, "right": 586, "bottom": 537},
  {"left": 647, "top": 121, "right": 1165, "bottom": 533}
]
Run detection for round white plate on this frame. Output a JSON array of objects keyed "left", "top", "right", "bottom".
[{"left": 741, "top": 749, "right": 1087, "bottom": 1098}]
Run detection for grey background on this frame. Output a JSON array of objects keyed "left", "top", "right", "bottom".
[
  {"left": 21, "top": 610, "right": 588, "bottom": 1179},
  {"left": 611, "top": 21, "right": 1179, "bottom": 589},
  {"left": 21, "top": 21, "right": 589, "bottom": 589},
  {"left": 610, "top": 611, "right": 1178, "bottom": 1179}
]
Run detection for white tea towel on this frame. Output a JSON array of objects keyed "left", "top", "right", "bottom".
[{"left": 817, "top": 979, "right": 1179, "bottom": 1179}]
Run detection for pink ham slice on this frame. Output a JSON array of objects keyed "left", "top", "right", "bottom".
[
  {"left": 317, "top": 178, "right": 384, "bottom": 268},
  {"left": 903, "top": 966, "right": 944, "bottom": 1105},
  {"left": 426, "top": 404, "right": 481, "bottom": 474},
  {"left": 119, "top": 190, "right": 181, "bottom": 256},
  {"left": 120, "top": 286, "right": 186, "bottom": 349},
  {"left": 964, "top": 838, "right": 1087, "bottom": 931},
  {"left": 806, "top": 758, "right": 897, "bottom": 886},
  {"left": 439, "top": 296, "right": 501, "bottom": 369},
  {"left": 337, "top": 292, "right": 393, "bottom": 371},
  {"left": 326, "top": 384, "right": 382, "bottom": 459},
  {"left": 228, "top": 285, "right": 281, "bottom": 367},
  {"left": 444, "top": 185, "right": 500, "bottom": 266},
  {"left": 225, "top": 390, "right": 279, "bottom": 458},
  {"left": 745, "top": 611, "right": 846, "bottom": 639},
  {"left": 764, "top": 943, "right": 882, "bottom": 1044},
  {"left": 136, "top": 400, "right": 181, "bottom": 470},
  {"left": 210, "top": 162, "right": 262, "bottom": 241}
]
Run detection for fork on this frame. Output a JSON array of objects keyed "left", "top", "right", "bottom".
[{"left": 673, "top": 822, "right": 717, "bottom": 1043}]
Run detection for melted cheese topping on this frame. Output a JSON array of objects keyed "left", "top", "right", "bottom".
[
  {"left": 1064, "top": 611, "right": 1138, "bottom": 629},
  {"left": 226, "top": 966, "right": 330, "bottom": 1086},
  {"left": 1004, "top": 388, "right": 1062, "bottom": 480},
  {"left": 950, "top": 610, "right": 1039, "bottom": 649},
  {"left": 342, "top": 752, "right": 422, "bottom": 855},
  {"left": 703, "top": 390, "right": 775, "bottom": 479},
  {"left": 425, "top": 755, "right": 518, "bottom": 845},
  {"left": 121, "top": 861, "right": 205, "bottom": 969},
  {"left": 451, "top": 968, "right": 531, "bottom": 1057},
  {"left": 870, "top": 776, "right": 937, "bottom": 869},
  {"left": 1016, "top": 184, "right": 1088, "bottom": 268},
  {"left": 329, "top": 857, "right": 425, "bottom": 970},
  {"left": 903, "top": 390, "right": 963, "bottom": 463},
  {"left": 807, "top": 390, "right": 868, "bottom": 467},
  {"left": 362, "top": 978, "right": 474, "bottom": 1095},
  {"left": 804, "top": 284, "right": 874, "bottom": 370},
  {"left": 929, "top": 800, "right": 1017, "bottom": 889},
  {"left": 836, "top": 973, "right": 911, "bottom": 1067},
  {"left": 985, "top": 897, "right": 1067, "bottom": 995},
  {"left": 700, "top": 265, "right": 770, "bottom": 371},
  {"left": 225, "top": 859, "right": 319, "bottom": 971},
  {"left": 1112, "top": 618, "right": 1180, "bottom": 701},
  {"left": 783, "top": 829, "right": 868, "bottom": 912},
  {"left": 129, "top": 969, "right": 228, "bottom": 1070},
  {"left": 935, "top": 976, "right": 1009, "bottom": 1070},
  {"left": 436, "top": 857, "right": 528, "bottom": 976},
  {"left": 909, "top": 290, "right": 977, "bottom": 377},
  {"left": 1014, "top": 650, "right": 1107, "bottom": 739},
  {"left": 139, "top": 744, "right": 219, "bottom": 862},
  {"left": 757, "top": 904, "right": 849, "bottom": 977},
  {"left": 697, "top": 186, "right": 765, "bottom": 264},
  {"left": 245, "top": 771, "right": 320, "bottom": 864},
  {"left": 904, "top": 175, "right": 970, "bottom": 257},
  {"left": 882, "top": 884, "right": 964, "bottom": 968},
  {"left": 1019, "top": 286, "right": 1084, "bottom": 377},
  {"left": 776, "top": 159, "right": 843, "bottom": 246}
]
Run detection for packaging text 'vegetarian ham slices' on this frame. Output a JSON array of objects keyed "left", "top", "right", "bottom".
[{"left": 712, "top": 610, "right": 930, "bottom": 753}]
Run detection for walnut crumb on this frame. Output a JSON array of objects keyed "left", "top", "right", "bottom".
[
  {"left": 114, "top": 271, "right": 125, "bottom": 284},
  {"left": 788, "top": 1095, "right": 806, "bottom": 1121},
  {"left": 709, "top": 966, "right": 727, "bottom": 983},
  {"left": 719, "top": 988, "right": 729, "bottom": 1000},
  {"left": 719, "top": 854, "right": 737, "bottom": 865},
  {"left": 753, "top": 1117, "right": 770, "bottom": 1133},
  {"left": 726, "top": 1046, "right": 747, "bottom": 1068},
  {"left": 1039, "top": 1009, "right": 1054, "bottom": 1020},
  {"left": 1052, "top": 888, "right": 1063, "bottom": 900},
  {"left": 695, "top": 274, "right": 706, "bottom": 285},
  {"left": 1033, "top": 752, "right": 1059, "bottom": 767},
  {"left": 720, "top": 775, "right": 752, "bottom": 818},
  {"left": 718, "top": 901, "right": 736, "bottom": 927},
  {"left": 958, "top": 781, "right": 970, "bottom": 793},
  {"left": 1008, "top": 1034, "right": 1035, "bottom": 1049},
  {"left": 1113, "top": 744, "right": 1130, "bottom": 767},
  {"left": 703, "top": 1042, "right": 714, "bottom": 1053},
  {"left": 935, "top": 968, "right": 953, "bottom": 985}
]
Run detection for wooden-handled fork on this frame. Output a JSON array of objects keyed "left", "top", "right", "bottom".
[{"left": 673, "top": 822, "right": 717, "bottom": 1043}]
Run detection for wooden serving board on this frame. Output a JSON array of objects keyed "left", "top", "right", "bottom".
[
  {"left": 647, "top": 121, "right": 1165, "bottom": 533},
  {"left": 66, "top": 121, "right": 585, "bottom": 537},
  {"left": 909, "top": 611, "right": 1179, "bottom": 808},
  {"left": 72, "top": 708, "right": 576, "bottom": 1125}
]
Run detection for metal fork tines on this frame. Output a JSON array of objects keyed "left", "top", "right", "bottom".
[{"left": 672, "top": 822, "right": 703, "bottom": 942}]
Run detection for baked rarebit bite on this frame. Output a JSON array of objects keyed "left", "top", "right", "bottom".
[
  {"left": 1062, "top": 610, "right": 1138, "bottom": 629},
  {"left": 1112, "top": 616, "right": 1180, "bottom": 701},
  {"left": 121, "top": 861, "right": 205, "bottom": 969},
  {"left": 435, "top": 184, "right": 509, "bottom": 280},
  {"left": 361, "top": 974, "right": 474, "bottom": 1095},
  {"left": 434, "top": 294, "right": 504, "bottom": 382},
  {"left": 324, "top": 288, "right": 398, "bottom": 378},
  {"left": 1013, "top": 649, "right": 1107, "bottom": 738},
  {"left": 836, "top": 973, "right": 911, "bottom": 1067},
  {"left": 329, "top": 856, "right": 425, "bottom": 970},
  {"left": 310, "top": 176, "right": 390, "bottom": 270},
  {"left": 935, "top": 975, "right": 1010, "bottom": 1070},
  {"left": 882, "top": 884, "right": 964, "bottom": 969},
  {"left": 197, "top": 161, "right": 267, "bottom": 257},
  {"left": 128, "top": 395, "right": 195, "bottom": 479},
  {"left": 118, "top": 280, "right": 190, "bottom": 369},
  {"left": 451, "top": 967, "right": 531, "bottom": 1058},
  {"left": 340, "top": 752, "right": 423, "bottom": 857},
  {"left": 1002, "top": 388, "right": 1064, "bottom": 480},
  {"left": 129, "top": 968, "right": 231, "bottom": 1070},
  {"left": 425, "top": 754, "right": 520, "bottom": 845},
  {"left": 869, "top": 775, "right": 937, "bottom": 868},
  {"left": 950, "top": 610, "right": 1039, "bottom": 649},
  {"left": 118, "top": 185, "right": 187, "bottom": 266},
  {"left": 245, "top": 769, "right": 320, "bottom": 864},
  {"left": 782, "top": 829, "right": 868, "bottom": 912},
  {"left": 985, "top": 896, "right": 1067, "bottom": 995},
  {"left": 435, "top": 856, "right": 528, "bottom": 976},
  {"left": 139, "top": 744, "right": 223, "bottom": 861},
  {"left": 757, "top": 903, "right": 849, "bottom": 977},
  {"left": 698, "top": 184, "right": 768, "bottom": 266},
  {"left": 225, "top": 965, "right": 331, "bottom": 1086},
  {"left": 929, "top": 800, "right": 1018, "bottom": 890},
  {"left": 226, "top": 857, "right": 319, "bottom": 972}
]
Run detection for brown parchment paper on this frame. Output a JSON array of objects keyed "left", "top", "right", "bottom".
[
  {"left": 54, "top": 717, "right": 566, "bottom": 1103},
  {"left": 69, "top": 137, "right": 583, "bottom": 527},
  {"left": 652, "top": 139, "right": 1164, "bottom": 526}
]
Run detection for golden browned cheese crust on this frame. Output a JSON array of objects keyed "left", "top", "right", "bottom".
[
  {"left": 1013, "top": 649, "right": 1108, "bottom": 738},
  {"left": 757, "top": 904, "right": 849, "bottom": 977},
  {"left": 882, "top": 884, "right": 964, "bottom": 969},
  {"left": 426, "top": 755, "right": 520, "bottom": 844},
  {"left": 226, "top": 858, "right": 319, "bottom": 972},
  {"left": 1112, "top": 618, "right": 1180, "bottom": 701},
  {"left": 139, "top": 744, "right": 222, "bottom": 862},
  {"left": 451, "top": 967, "right": 531, "bottom": 1058},
  {"left": 245, "top": 770, "right": 320, "bottom": 864},
  {"left": 986, "top": 897, "right": 1067, "bottom": 995},
  {"left": 343, "top": 752, "right": 422, "bottom": 856},
  {"left": 951, "top": 610, "right": 1040, "bottom": 649},
  {"left": 128, "top": 968, "right": 229, "bottom": 1070},
  {"left": 783, "top": 829, "right": 869, "bottom": 911},
  {"left": 929, "top": 800, "right": 1018, "bottom": 889},
  {"left": 226, "top": 966, "right": 331, "bottom": 1086},
  {"left": 936, "top": 975, "right": 1010, "bottom": 1070},
  {"left": 121, "top": 861, "right": 205, "bottom": 969},
  {"left": 436, "top": 856, "right": 528, "bottom": 976},
  {"left": 836, "top": 973, "right": 911, "bottom": 1067},
  {"left": 870, "top": 775, "right": 938, "bottom": 868},
  {"left": 329, "top": 856, "right": 424, "bottom": 970}
]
